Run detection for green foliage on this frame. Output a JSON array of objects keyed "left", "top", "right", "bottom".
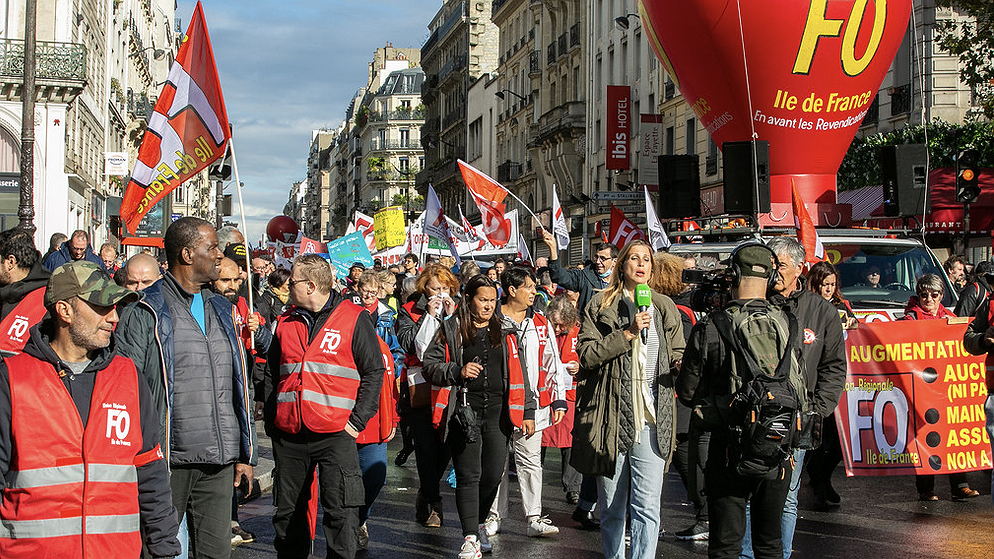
[
  {"left": 838, "top": 120, "right": 994, "bottom": 190},
  {"left": 935, "top": 0, "right": 994, "bottom": 118}
]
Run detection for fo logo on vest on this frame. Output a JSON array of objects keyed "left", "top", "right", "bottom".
[
  {"left": 320, "top": 329, "right": 342, "bottom": 355},
  {"left": 105, "top": 406, "right": 132, "bottom": 445},
  {"left": 7, "top": 315, "right": 29, "bottom": 342}
]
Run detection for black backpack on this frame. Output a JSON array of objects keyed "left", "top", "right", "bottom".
[{"left": 712, "top": 302, "right": 806, "bottom": 480}]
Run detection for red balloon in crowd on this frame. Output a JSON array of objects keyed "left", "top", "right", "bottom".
[
  {"left": 266, "top": 216, "right": 300, "bottom": 243},
  {"left": 639, "top": 0, "right": 912, "bottom": 206}
]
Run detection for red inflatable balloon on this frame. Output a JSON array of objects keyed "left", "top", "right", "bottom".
[
  {"left": 266, "top": 215, "right": 299, "bottom": 243},
  {"left": 640, "top": 0, "right": 912, "bottom": 218}
]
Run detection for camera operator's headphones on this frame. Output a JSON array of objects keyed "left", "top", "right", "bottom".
[{"left": 724, "top": 242, "right": 781, "bottom": 290}]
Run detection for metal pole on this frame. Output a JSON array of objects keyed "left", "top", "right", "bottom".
[
  {"left": 963, "top": 201, "right": 970, "bottom": 255},
  {"left": 19, "top": 0, "right": 37, "bottom": 233}
]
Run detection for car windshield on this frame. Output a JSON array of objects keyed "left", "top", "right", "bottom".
[{"left": 826, "top": 242, "right": 954, "bottom": 309}]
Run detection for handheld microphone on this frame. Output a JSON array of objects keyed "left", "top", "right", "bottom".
[{"left": 635, "top": 284, "right": 652, "bottom": 344}]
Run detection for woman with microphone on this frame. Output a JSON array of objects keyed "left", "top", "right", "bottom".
[{"left": 572, "top": 239, "right": 685, "bottom": 559}]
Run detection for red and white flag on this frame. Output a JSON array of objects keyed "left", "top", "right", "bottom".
[
  {"left": 299, "top": 236, "right": 327, "bottom": 255},
  {"left": 458, "top": 160, "right": 511, "bottom": 247},
  {"left": 458, "top": 205, "right": 482, "bottom": 243},
  {"left": 350, "top": 211, "right": 376, "bottom": 253},
  {"left": 791, "top": 180, "right": 824, "bottom": 263},
  {"left": 608, "top": 205, "right": 646, "bottom": 248},
  {"left": 122, "top": 2, "right": 229, "bottom": 233},
  {"left": 552, "top": 187, "right": 570, "bottom": 251}
]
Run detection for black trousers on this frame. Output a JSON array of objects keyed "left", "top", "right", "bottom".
[
  {"left": 170, "top": 463, "right": 235, "bottom": 559},
  {"left": 806, "top": 415, "right": 842, "bottom": 490},
  {"left": 706, "top": 454, "right": 792, "bottom": 559},
  {"left": 409, "top": 407, "right": 451, "bottom": 502},
  {"left": 673, "top": 426, "right": 711, "bottom": 521},
  {"left": 272, "top": 430, "right": 364, "bottom": 559},
  {"left": 449, "top": 403, "right": 511, "bottom": 536}
]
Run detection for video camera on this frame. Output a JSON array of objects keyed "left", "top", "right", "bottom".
[{"left": 682, "top": 267, "right": 731, "bottom": 313}]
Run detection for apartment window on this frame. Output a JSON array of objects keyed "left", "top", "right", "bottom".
[
  {"left": 468, "top": 117, "right": 483, "bottom": 161},
  {"left": 174, "top": 186, "right": 184, "bottom": 204},
  {"left": 378, "top": 129, "right": 386, "bottom": 147},
  {"left": 621, "top": 41, "right": 628, "bottom": 83},
  {"left": 686, "top": 118, "right": 696, "bottom": 154},
  {"left": 665, "top": 126, "right": 674, "bottom": 155},
  {"left": 573, "top": 66, "right": 580, "bottom": 99},
  {"left": 399, "top": 157, "right": 409, "bottom": 171},
  {"left": 596, "top": 56, "right": 603, "bottom": 100},
  {"left": 400, "top": 99, "right": 411, "bottom": 110},
  {"left": 400, "top": 128, "right": 410, "bottom": 147},
  {"left": 634, "top": 31, "right": 642, "bottom": 77}
]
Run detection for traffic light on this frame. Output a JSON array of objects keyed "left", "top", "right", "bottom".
[{"left": 955, "top": 149, "right": 979, "bottom": 204}]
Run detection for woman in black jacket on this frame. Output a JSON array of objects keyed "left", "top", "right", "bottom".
[{"left": 423, "top": 275, "right": 535, "bottom": 559}]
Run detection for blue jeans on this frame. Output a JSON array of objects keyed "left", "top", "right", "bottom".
[
  {"left": 358, "top": 442, "right": 388, "bottom": 523},
  {"left": 597, "top": 425, "right": 666, "bottom": 559},
  {"left": 986, "top": 395, "right": 994, "bottom": 512},
  {"left": 740, "top": 448, "right": 805, "bottom": 559}
]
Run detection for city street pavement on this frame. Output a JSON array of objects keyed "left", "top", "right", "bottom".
[{"left": 232, "top": 426, "right": 992, "bottom": 558}]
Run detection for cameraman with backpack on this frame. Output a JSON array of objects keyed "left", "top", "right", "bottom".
[
  {"left": 742, "top": 236, "right": 847, "bottom": 559},
  {"left": 677, "top": 243, "right": 803, "bottom": 559}
]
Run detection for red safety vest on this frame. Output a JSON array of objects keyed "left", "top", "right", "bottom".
[
  {"left": 985, "top": 304, "right": 994, "bottom": 394},
  {"left": 357, "top": 336, "right": 396, "bottom": 444},
  {"left": 532, "top": 312, "right": 554, "bottom": 408},
  {"left": 0, "top": 353, "right": 162, "bottom": 559},
  {"left": 556, "top": 324, "right": 580, "bottom": 402},
  {"left": 431, "top": 332, "right": 525, "bottom": 429},
  {"left": 0, "top": 287, "right": 46, "bottom": 357},
  {"left": 275, "top": 301, "right": 365, "bottom": 434}
]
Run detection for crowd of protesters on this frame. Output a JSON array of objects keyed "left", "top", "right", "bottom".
[{"left": 2, "top": 218, "right": 994, "bottom": 559}]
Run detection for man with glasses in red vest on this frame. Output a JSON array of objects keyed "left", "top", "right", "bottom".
[
  {"left": 0, "top": 261, "right": 180, "bottom": 559},
  {"left": 264, "top": 254, "right": 385, "bottom": 559}
]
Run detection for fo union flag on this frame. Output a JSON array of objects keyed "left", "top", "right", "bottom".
[
  {"left": 457, "top": 159, "right": 511, "bottom": 247},
  {"left": 122, "top": 2, "right": 230, "bottom": 233}
]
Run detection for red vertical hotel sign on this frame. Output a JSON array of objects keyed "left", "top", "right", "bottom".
[{"left": 606, "top": 85, "right": 630, "bottom": 170}]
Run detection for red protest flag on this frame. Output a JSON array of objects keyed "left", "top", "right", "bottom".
[
  {"left": 791, "top": 179, "right": 824, "bottom": 263},
  {"left": 457, "top": 160, "right": 512, "bottom": 247},
  {"left": 121, "top": 2, "right": 230, "bottom": 233},
  {"left": 607, "top": 205, "right": 646, "bottom": 248}
]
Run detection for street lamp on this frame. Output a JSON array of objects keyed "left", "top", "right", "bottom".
[
  {"left": 495, "top": 89, "right": 528, "bottom": 102},
  {"left": 615, "top": 13, "right": 640, "bottom": 30},
  {"left": 130, "top": 46, "right": 166, "bottom": 60}
]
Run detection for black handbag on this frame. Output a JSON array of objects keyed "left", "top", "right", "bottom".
[{"left": 452, "top": 386, "right": 479, "bottom": 443}]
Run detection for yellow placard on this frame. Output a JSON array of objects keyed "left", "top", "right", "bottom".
[{"left": 374, "top": 206, "right": 406, "bottom": 251}]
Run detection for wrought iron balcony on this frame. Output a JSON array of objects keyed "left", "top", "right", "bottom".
[
  {"left": 557, "top": 34, "right": 567, "bottom": 59},
  {"left": 862, "top": 94, "right": 879, "bottom": 127},
  {"left": 529, "top": 50, "right": 541, "bottom": 75},
  {"left": 570, "top": 23, "right": 580, "bottom": 49},
  {"left": 497, "top": 160, "right": 522, "bottom": 183},
  {"left": 547, "top": 42, "right": 556, "bottom": 65},
  {"left": 705, "top": 155, "right": 718, "bottom": 176},
  {"left": 0, "top": 38, "right": 87, "bottom": 103}
]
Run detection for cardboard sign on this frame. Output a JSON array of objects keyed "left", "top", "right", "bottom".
[{"left": 374, "top": 206, "right": 406, "bottom": 251}]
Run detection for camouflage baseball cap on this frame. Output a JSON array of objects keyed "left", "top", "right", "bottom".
[{"left": 45, "top": 261, "right": 140, "bottom": 307}]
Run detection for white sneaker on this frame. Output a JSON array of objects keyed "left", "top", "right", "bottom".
[
  {"left": 477, "top": 524, "right": 492, "bottom": 553},
  {"left": 483, "top": 512, "right": 500, "bottom": 537},
  {"left": 458, "top": 535, "right": 482, "bottom": 559},
  {"left": 526, "top": 516, "right": 560, "bottom": 537}
]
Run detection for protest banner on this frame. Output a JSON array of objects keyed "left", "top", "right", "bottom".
[
  {"left": 374, "top": 206, "right": 406, "bottom": 251},
  {"left": 838, "top": 319, "right": 991, "bottom": 477},
  {"left": 325, "top": 232, "right": 374, "bottom": 279}
]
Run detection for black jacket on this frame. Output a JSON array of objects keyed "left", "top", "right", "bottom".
[
  {"left": 264, "top": 293, "right": 385, "bottom": 435},
  {"left": 0, "top": 322, "right": 180, "bottom": 557},
  {"left": 0, "top": 259, "right": 50, "bottom": 323},
  {"left": 955, "top": 278, "right": 991, "bottom": 318},
  {"left": 547, "top": 256, "right": 609, "bottom": 312},
  {"left": 779, "top": 286, "right": 847, "bottom": 417}
]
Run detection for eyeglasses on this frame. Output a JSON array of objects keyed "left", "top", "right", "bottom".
[
  {"left": 288, "top": 278, "right": 309, "bottom": 288},
  {"left": 594, "top": 255, "right": 614, "bottom": 262},
  {"left": 918, "top": 291, "right": 942, "bottom": 299},
  {"left": 360, "top": 289, "right": 379, "bottom": 298}
]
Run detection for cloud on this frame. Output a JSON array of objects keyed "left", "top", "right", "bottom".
[{"left": 176, "top": 0, "right": 437, "bottom": 240}]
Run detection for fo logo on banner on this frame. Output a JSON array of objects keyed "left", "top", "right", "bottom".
[
  {"left": 106, "top": 408, "right": 131, "bottom": 444},
  {"left": 320, "top": 330, "right": 342, "bottom": 355}
]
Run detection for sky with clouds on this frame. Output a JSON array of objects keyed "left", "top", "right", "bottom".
[{"left": 175, "top": 0, "right": 441, "bottom": 243}]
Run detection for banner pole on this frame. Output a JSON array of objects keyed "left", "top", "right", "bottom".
[{"left": 227, "top": 138, "right": 255, "bottom": 350}]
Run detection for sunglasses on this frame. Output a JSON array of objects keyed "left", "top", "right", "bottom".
[{"left": 918, "top": 291, "right": 942, "bottom": 299}]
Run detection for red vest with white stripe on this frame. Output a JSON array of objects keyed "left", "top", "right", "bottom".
[
  {"left": 356, "top": 336, "right": 397, "bottom": 444},
  {"left": 0, "top": 287, "right": 46, "bottom": 357},
  {"left": 532, "top": 312, "right": 554, "bottom": 408},
  {"left": 431, "top": 332, "right": 526, "bottom": 429},
  {"left": 557, "top": 324, "right": 580, "bottom": 402},
  {"left": 275, "top": 301, "right": 365, "bottom": 434},
  {"left": 0, "top": 353, "right": 160, "bottom": 559}
]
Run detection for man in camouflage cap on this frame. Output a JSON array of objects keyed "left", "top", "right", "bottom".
[{"left": 0, "top": 260, "right": 180, "bottom": 558}]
